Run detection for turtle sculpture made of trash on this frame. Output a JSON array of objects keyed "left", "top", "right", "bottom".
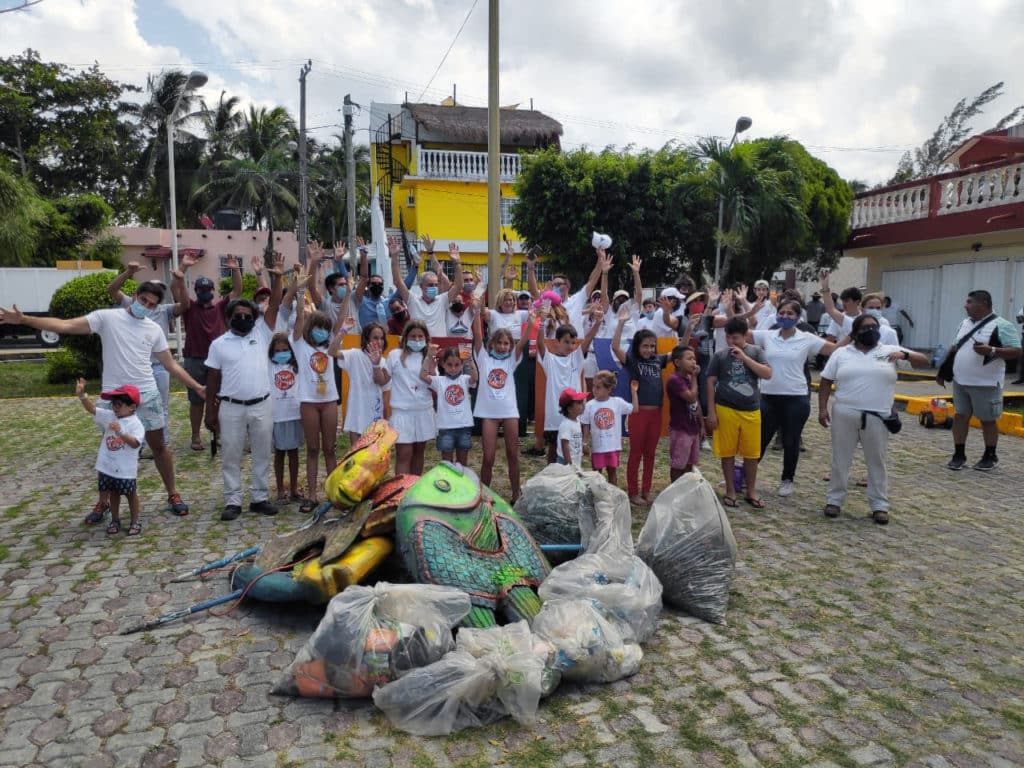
[{"left": 395, "top": 462, "right": 551, "bottom": 628}]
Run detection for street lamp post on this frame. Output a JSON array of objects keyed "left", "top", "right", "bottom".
[
  {"left": 167, "top": 70, "right": 207, "bottom": 360},
  {"left": 713, "top": 115, "right": 752, "bottom": 287}
]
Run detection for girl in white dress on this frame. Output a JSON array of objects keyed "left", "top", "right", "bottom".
[
  {"left": 386, "top": 320, "right": 435, "bottom": 476},
  {"left": 329, "top": 321, "right": 390, "bottom": 446}
]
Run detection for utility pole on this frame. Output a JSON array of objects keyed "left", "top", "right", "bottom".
[
  {"left": 343, "top": 94, "right": 357, "bottom": 262},
  {"left": 486, "top": 0, "right": 500, "bottom": 308},
  {"left": 298, "top": 60, "right": 312, "bottom": 265}
]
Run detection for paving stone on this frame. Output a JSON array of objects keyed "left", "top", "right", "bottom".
[{"left": 850, "top": 742, "right": 896, "bottom": 766}]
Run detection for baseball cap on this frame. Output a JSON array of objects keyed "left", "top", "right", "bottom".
[
  {"left": 101, "top": 385, "right": 141, "bottom": 405},
  {"left": 558, "top": 388, "right": 588, "bottom": 409},
  {"left": 612, "top": 289, "right": 630, "bottom": 301},
  {"left": 660, "top": 287, "right": 684, "bottom": 300},
  {"left": 517, "top": 290, "right": 531, "bottom": 299},
  {"left": 754, "top": 279, "right": 770, "bottom": 289},
  {"left": 195, "top": 276, "right": 215, "bottom": 291},
  {"left": 253, "top": 286, "right": 271, "bottom": 300}
]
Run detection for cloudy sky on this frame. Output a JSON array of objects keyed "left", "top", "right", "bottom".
[{"left": 4, "top": 0, "right": 1023, "bottom": 185}]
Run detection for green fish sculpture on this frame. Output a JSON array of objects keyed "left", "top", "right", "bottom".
[{"left": 396, "top": 463, "right": 550, "bottom": 628}]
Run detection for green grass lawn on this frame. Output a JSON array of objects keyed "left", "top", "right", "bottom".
[{"left": 0, "top": 360, "right": 186, "bottom": 399}]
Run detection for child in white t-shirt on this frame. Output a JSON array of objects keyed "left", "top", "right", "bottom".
[
  {"left": 421, "top": 344, "right": 478, "bottom": 466},
  {"left": 268, "top": 333, "right": 303, "bottom": 502},
  {"left": 556, "top": 388, "right": 587, "bottom": 468},
  {"left": 76, "top": 379, "right": 145, "bottom": 536},
  {"left": 580, "top": 370, "right": 638, "bottom": 486}
]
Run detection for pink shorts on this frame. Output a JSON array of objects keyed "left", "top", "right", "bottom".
[
  {"left": 591, "top": 450, "right": 620, "bottom": 470},
  {"left": 669, "top": 429, "right": 700, "bottom": 469}
]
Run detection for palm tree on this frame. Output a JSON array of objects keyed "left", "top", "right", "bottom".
[
  {"left": 192, "top": 91, "right": 243, "bottom": 216},
  {"left": 134, "top": 70, "right": 206, "bottom": 228},
  {"left": 307, "top": 136, "right": 373, "bottom": 243},
  {"left": 697, "top": 137, "right": 808, "bottom": 284}
]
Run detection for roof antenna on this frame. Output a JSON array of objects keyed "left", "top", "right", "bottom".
[
  {"left": 530, "top": 97, "right": 534, "bottom": 110},
  {"left": 453, "top": 83, "right": 457, "bottom": 105}
]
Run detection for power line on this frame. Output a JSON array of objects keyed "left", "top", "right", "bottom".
[{"left": 415, "top": 0, "right": 479, "bottom": 103}]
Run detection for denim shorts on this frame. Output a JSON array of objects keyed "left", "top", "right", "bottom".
[{"left": 436, "top": 426, "right": 472, "bottom": 453}]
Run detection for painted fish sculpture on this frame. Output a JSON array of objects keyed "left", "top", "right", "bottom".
[{"left": 395, "top": 462, "right": 551, "bottom": 628}]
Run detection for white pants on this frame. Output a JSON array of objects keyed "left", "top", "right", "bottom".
[
  {"left": 827, "top": 402, "right": 890, "bottom": 512},
  {"left": 152, "top": 362, "right": 170, "bottom": 443},
  {"left": 219, "top": 398, "right": 272, "bottom": 506}
]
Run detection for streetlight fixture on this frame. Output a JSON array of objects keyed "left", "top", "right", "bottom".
[
  {"left": 167, "top": 70, "right": 207, "bottom": 360},
  {"left": 713, "top": 115, "right": 752, "bottom": 287}
]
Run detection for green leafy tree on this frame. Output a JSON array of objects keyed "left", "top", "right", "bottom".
[
  {"left": 307, "top": 136, "right": 372, "bottom": 243},
  {"left": 48, "top": 271, "right": 136, "bottom": 378},
  {"left": 0, "top": 160, "right": 46, "bottom": 265}
]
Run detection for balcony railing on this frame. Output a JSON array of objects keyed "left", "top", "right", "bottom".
[
  {"left": 416, "top": 147, "right": 521, "bottom": 181},
  {"left": 850, "top": 161, "right": 1024, "bottom": 229}
]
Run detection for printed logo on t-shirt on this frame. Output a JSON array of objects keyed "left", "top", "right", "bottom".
[
  {"left": 105, "top": 433, "right": 125, "bottom": 451},
  {"left": 487, "top": 368, "right": 508, "bottom": 389},
  {"left": 593, "top": 407, "right": 616, "bottom": 430},
  {"left": 309, "top": 351, "right": 329, "bottom": 374},
  {"left": 274, "top": 369, "right": 296, "bottom": 390},
  {"left": 444, "top": 383, "right": 466, "bottom": 406}
]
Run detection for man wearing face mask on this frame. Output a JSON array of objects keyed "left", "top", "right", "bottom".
[
  {"left": 390, "top": 239, "right": 463, "bottom": 338},
  {"left": 353, "top": 240, "right": 419, "bottom": 328},
  {"left": 174, "top": 251, "right": 242, "bottom": 452},
  {"left": 203, "top": 260, "right": 284, "bottom": 521}
]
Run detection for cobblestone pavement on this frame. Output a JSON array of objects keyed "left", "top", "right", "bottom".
[{"left": 0, "top": 393, "right": 1021, "bottom": 768}]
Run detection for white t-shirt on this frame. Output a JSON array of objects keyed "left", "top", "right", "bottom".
[
  {"left": 385, "top": 348, "right": 433, "bottom": 411},
  {"left": 321, "top": 296, "right": 358, "bottom": 330},
  {"left": 204, "top": 320, "right": 274, "bottom": 401},
  {"left": 951, "top": 315, "right": 1020, "bottom": 387},
  {"left": 539, "top": 347, "right": 585, "bottom": 431},
  {"left": 86, "top": 308, "right": 168, "bottom": 393},
  {"left": 752, "top": 329, "right": 825, "bottom": 396},
  {"left": 445, "top": 307, "right": 474, "bottom": 338},
  {"left": 429, "top": 374, "right": 474, "bottom": 429},
  {"left": 473, "top": 348, "right": 521, "bottom": 419},
  {"left": 93, "top": 410, "right": 145, "bottom": 479},
  {"left": 119, "top": 295, "right": 172, "bottom": 363},
  {"left": 598, "top": 302, "right": 639, "bottom": 340},
  {"left": 880, "top": 303, "right": 901, "bottom": 327},
  {"left": 269, "top": 362, "right": 301, "bottom": 423},
  {"left": 556, "top": 418, "right": 583, "bottom": 467},
  {"left": 651, "top": 306, "right": 685, "bottom": 339},
  {"left": 821, "top": 344, "right": 902, "bottom": 412},
  {"left": 292, "top": 337, "right": 338, "bottom": 403},
  {"left": 580, "top": 396, "right": 634, "bottom": 454},
  {"left": 488, "top": 309, "right": 528, "bottom": 341},
  {"left": 563, "top": 288, "right": 588, "bottom": 334},
  {"left": 752, "top": 302, "right": 777, "bottom": 330},
  {"left": 338, "top": 349, "right": 388, "bottom": 433},
  {"left": 407, "top": 291, "right": 451, "bottom": 339}
]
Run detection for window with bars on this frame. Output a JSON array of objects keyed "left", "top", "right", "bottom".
[
  {"left": 218, "top": 255, "right": 233, "bottom": 279},
  {"left": 500, "top": 197, "right": 518, "bottom": 226}
]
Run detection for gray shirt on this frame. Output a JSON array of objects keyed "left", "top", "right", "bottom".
[{"left": 707, "top": 344, "right": 767, "bottom": 411}]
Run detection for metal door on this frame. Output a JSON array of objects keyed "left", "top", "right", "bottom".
[{"left": 881, "top": 268, "right": 937, "bottom": 348}]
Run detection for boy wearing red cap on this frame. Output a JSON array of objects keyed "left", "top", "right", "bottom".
[{"left": 75, "top": 379, "right": 145, "bottom": 536}]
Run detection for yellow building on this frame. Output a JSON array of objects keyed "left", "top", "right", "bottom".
[{"left": 369, "top": 101, "right": 563, "bottom": 287}]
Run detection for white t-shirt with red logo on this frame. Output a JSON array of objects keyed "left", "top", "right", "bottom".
[
  {"left": 292, "top": 337, "right": 338, "bottom": 403},
  {"left": 337, "top": 348, "right": 388, "bottom": 434},
  {"left": 539, "top": 347, "right": 585, "bottom": 431},
  {"left": 93, "top": 410, "right": 145, "bottom": 479},
  {"left": 269, "top": 362, "right": 301, "bottom": 423},
  {"left": 429, "top": 374, "right": 474, "bottom": 429},
  {"left": 473, "top": 349, "right": 521, "bottom": 419},
  {"left": 580, "top": 395, "right": 634, "bottom": 454}
]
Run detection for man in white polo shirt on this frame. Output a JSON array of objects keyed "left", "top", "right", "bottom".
[
  {"left": 938, "top": 289, "right": 1021, "bottom": 472},
  {"left": 204, "top": 261, "right": 284, "bottom": 520}
]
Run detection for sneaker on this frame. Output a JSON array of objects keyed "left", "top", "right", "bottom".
[
  {"left": 946, "top": 455, "right": 967, "bottom": 471},
  {"left": 168, "top": 493, "right": 189, "bottom": 516},
  {"left": 823, "top": 504, "right": 840, "bottom": 518},
  {"left": 84, "top": 501, "right": 109, "bottom": 525},
  {"left": 700, "top": 438, "right": 712, "bottom": 452},
  {"left": 249, "top": 500, "right": 279, "bottom": 516},
  {"left": 973, "top": 455, "right": 998, "bottom": 472},
  {"left": 221, "top": 505, "right": 242, "bottom": 521},
  {"left": 777, "top": 480, "right": 794, "bottom": 497}
]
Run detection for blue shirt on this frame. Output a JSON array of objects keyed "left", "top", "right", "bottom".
[{"left": 357, "top": 295, "right": 389, "bottom": 327}]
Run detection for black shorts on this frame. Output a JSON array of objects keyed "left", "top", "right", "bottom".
[
  {"left": 543, "top": 430, "right": 558, "bottom": 446},
  {"left": 97, "top": 472, "right": 137, "bottom": 497}
]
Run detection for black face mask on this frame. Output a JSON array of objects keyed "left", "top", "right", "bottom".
[
  {"left": 196, "top": 290, "right": 215, "bottom": 304},
  {"left": 856, "top": 327, "right": 880, "bottom": 348},
  {"left": 393, "top": 309, "right": 408, "bottom": 322},
  {"left": 450, "top": 302, "right": 465, "bottom": 314},
  {"left": 230, "top": 314, "right": 255, "bottom": 334},
  {"left": 368, "top": 283, "right": 384, "bottom": 298}
]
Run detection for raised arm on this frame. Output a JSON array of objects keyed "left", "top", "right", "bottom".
[
  {"left": 154, "top": 348, "right": 205, "bottom": 399},
  {"left": 610, "top": 305, "right": 629, "bottom": 365},
  {"left": 354, "top": 246, "right": 369, "bottom": 305},
  {"left": 291, "top": 272, "right": 312, "bottom": 342},
  {"left": 445, "top": 242, "right": 463, "bottom": 301},
  {"left": 471, "top": 297, "right": 484, "bottom": 354},
  {"left": 581, "top": 248, "right": 606, "bottom": 299},
  {"left": 108, "top": 262, "right": 143, "bottom": 304},
  {"left": 629, "top": 255, "right": 643, "bottom": 305},
  {"left": 580, "top": 300, "right": 605, "bottom": 355},
  {"left": 419, "top": 343, "right": 439, "bottom": 384},
  {"left": 75, "top": 377, "right": 97, "bottom": 416},
  {"left": 820, "top": 271, "right": 845, "bottom": 324},
  {"left": 250, "top": 255, "right": 269, "bottom": 290},
  {"left": 306, "top": 242, "right": 324, "bottom": 309},
  {"left": 516, "top": 309, "right": 537, "bottom": 359},
  {"left": 388, "top": 236, "right": 410, "bottom": 302},
  {"left": 224, "top": 255, "right": 243, "bottom": 299}
]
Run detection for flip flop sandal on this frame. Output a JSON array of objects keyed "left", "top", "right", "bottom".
[
  {"left": 190, "top": 440, "right": 204, "bottom": 451},
  {"left": 722, "top": 496, "right": 739, "bottom": 508},
  {"left": 745, "top": 496, "right": 766, "bottom": 509},
  {"left": 106, "top": 520, "right": 121, "bottom": 535},
  {"left": 127, "top": 521, "right": 142, "bottom": 536},
  {"left": 299, "top": 500, "right": 316, "bottom": 516}
]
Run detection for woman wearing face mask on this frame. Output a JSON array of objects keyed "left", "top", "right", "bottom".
[
  {"left": 387, "top": 299, "right": 410, "bottom": 336},
  {"left": 818, "top": 314, "right": 928, "bottom": 524},
  {"left": 751, "top": 300, "right": 836, "bottom": 497},
  {"left": 386, "top": 320, "right": 436, "bottom": 476}
]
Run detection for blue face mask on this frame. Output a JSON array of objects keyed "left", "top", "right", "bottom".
[
  {"left": 407, "top": 340, "right": 426, "bottom": 352},
  {"left": 642, "top": 311, "right": 655, "bottom": 319},
  {"left": 776, "top": 316, "right": 798, "bottom": 330},
  {"left": 424, "top": 286, "right": 439, "bottom": 300},
  {"left": 490, "top": 349, "right": 511, "bottom": 360},
  {"left": 311, "top": 328, "right": 331, "bottom": 345},
  {"left": 130, "top": 301, "right": 153, "bottom": 320},
  {"left": 865, "top": 308, "right": 882, "bottom": 320},
  {"left": 272, "top": 351, "right": 293, "bottom": 364},
  {"left": 334, "top": 285, "right": 348, "bottom": 300}
]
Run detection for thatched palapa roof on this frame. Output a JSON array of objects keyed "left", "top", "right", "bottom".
[{"left": 404, "top": 103, "right": 563, "bottom": 148}]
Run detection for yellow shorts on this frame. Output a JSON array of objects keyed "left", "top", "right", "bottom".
[{"left": 712, "top": 404, "right": 762, "bottom": 459}]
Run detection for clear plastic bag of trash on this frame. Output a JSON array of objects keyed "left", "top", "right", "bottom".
[
  {"left": 530, "top": 598, "right": 642, "bottom": 683},
  {"left": 636, "top": 469, "right": 737, "bottom": 624},
  {"left": 372, "top": 622, "right": 545, "bottom": 735},
  {"left": 457, "top": 620, "right": 561, "bottom": 695},
  {"left": 273, "top": 582, "right": 471, "bottom": 698},
  {"left": 591, "top": 231, "right": 613, "bottom": 250},
  {"left": 538, "top": 552, "right": 662, "bottom": 643},
  {"left": 584, "top": 475, "right": 635, "bottom": 556},
  {"left": 514, "top": 463, "right": 594, "bottom": 546}
]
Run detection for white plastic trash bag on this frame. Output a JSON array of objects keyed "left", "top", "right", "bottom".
[
  {"left": 583, "top": 476, "right": 635, "bottom": 556},
  {"left": 636, "top": 469, "right": 737, "bottom": 624},
  {"left": 273, "top": 582, "right": 471, "bottom": 698},
  {"left": 373, "top": 622, "right": 545, "bottom": 736},
  {"left": 538, "top": 552, "right": 662, "bottom": 643},
  {"left": 530, "top": 598, "right": 642, "bottom": 683}
]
